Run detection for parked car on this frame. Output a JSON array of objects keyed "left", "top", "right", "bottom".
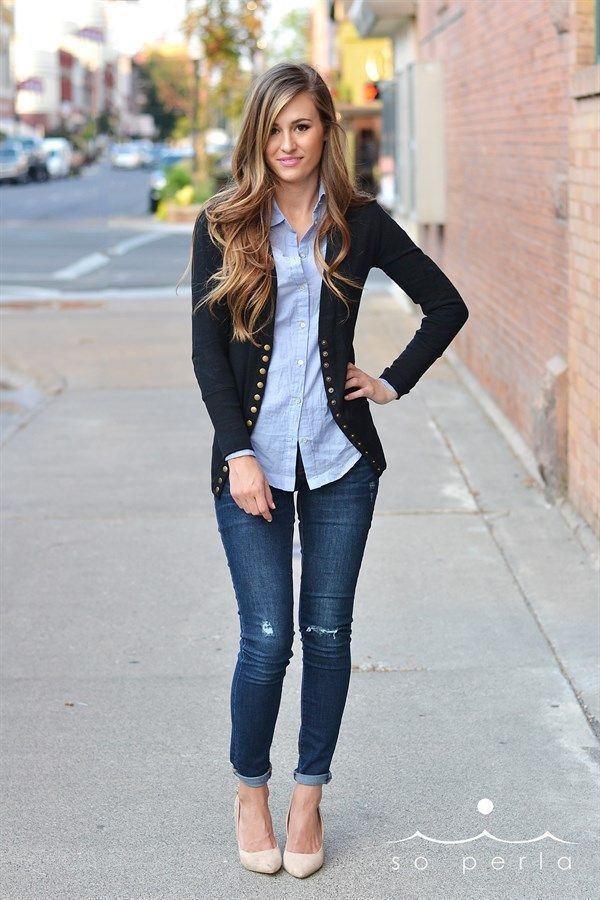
[
  {"left": 4, "top": 137, "right": 48, "bottom": 181},
  {"left": 0, "top": 144, "right": 30, "bottom": 184},
  {"left": 133, "top": 139, "right": 155, "bottom": 168},
  {"left": 147, "top": 147, "right": 192, "bottom": 212},
  {"left": 111, "top": 142, "right": 144, "bottom": 169},
  {"left": 42, "top": 137, "right": 72, "bottom": 178}
]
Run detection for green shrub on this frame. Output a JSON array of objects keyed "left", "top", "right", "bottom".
[{"left": 159, "top": 164, "right": 192, "bottom": 201}]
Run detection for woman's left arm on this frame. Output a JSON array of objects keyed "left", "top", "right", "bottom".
[{"left": 373, "top": 202, "right": 469, "bottom": 400}]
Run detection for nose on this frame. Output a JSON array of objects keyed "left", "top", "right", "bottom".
[{"left": 279, "top": 132, "right": 296, "bottom": 153}]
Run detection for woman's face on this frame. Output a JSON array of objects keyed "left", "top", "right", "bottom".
[{"left": 265, "top": 91, "right": 326, "bottom": 186}]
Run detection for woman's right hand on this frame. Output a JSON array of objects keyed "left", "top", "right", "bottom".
[{"left": 227, "top": 456, "right": 276, "bottom": 522}]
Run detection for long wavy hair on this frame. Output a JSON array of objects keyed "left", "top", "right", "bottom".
[{"left": 181, "top": 62, "right": 374, "bottom": 346}]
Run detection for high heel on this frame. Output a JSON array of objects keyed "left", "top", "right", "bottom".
[
  {"left": 234, "top": 792, "right": 282, "bottom": 874},
  {"left": 282, "top": 795, "right": 324, "bottom": 878}
]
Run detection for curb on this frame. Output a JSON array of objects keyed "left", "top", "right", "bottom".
[{"left": 107, "top": 216, "right": 195, "bottom": 234}]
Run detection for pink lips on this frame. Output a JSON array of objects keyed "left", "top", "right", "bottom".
[{"left": 278, "top": 157, "right": 302, "bottom": 167}]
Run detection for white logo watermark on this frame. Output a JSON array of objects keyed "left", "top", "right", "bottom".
[{"left": 386, "top": 797, "right": 577, "bottom": 875}]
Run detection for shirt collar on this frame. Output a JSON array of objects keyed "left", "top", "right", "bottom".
[{"left": 270, "top": 178, "right": 326, "bottom": 228}]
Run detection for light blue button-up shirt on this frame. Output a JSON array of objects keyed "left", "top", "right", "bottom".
[{"left": 225, "top": 180, "right": 397, "bottom": 490}]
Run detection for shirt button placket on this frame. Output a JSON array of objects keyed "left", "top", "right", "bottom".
[{"left": 296, "top": 230, "right": 311, "bottom": 473}]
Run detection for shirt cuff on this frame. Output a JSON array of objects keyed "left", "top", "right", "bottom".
[
  {"left": 377, "top": 377, "right": 399, "bottom": 399},
  {"left": 225, "top": 449, "right": 257, "bottom": 461}
]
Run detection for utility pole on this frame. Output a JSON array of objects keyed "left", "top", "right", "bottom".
[
  {"left": 188, "top": 32, "right": 201, "bottom": 175},
  {"left": 187, "top": 8, "right": 208, "bottom": 183}
]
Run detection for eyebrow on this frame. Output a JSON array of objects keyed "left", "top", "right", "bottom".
[{"left": 272, "top": 117, "right": 313, "bottom": 126}]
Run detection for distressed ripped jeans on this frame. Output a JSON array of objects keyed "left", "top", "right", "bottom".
[{"left": 213, "top": 444, "right": 379, "bottom": 787}]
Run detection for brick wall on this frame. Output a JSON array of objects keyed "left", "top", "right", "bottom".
[
  {"left": 567, "top": 0, "right": 599, "bottom": 533},
  {"left": 417, "top": 0, "right": 598, "bottom": 533}
]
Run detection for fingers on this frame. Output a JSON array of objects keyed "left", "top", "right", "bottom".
[
  {"left": 264, "top": 482, "right": 276, "bottom": 513},
  {"left": 346, "top": 363, "right": 366, "bottom": 391},
  {"left": 253, "top": 491, "right": 274, "bottom": 523},
  {"left": 232, "top": 482, "right": 275, "bottom": 522},
  {"left": 345, "top": 369, "right": 369, "bottom": 399}
]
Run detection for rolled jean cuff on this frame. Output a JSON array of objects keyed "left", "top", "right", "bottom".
[
  {"left": 233, "top": 763, "right": 272, "bottom": 787},
  {"left": 293, "top": 769, "right": 332, "bottom": 785}
]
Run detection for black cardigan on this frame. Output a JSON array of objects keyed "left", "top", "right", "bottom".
[{"left": 191, "top": 199, "right": 469, "bottom": 498}]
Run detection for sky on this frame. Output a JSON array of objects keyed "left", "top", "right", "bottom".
[
  {"left": 110, "top": 0, "right": 303, "bottom": 55},
  {"left": 14, "top": 1, "right": 305, "bottom": 57},
  {"left": 115, "top": 0, "right": 188, "bottom": 51}
]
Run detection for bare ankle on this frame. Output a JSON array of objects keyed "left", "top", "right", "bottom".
[
  {"left": 238, "top": 783, "right": 270, "bottom": 805},
  {"left": 291, "top": 784, "right": 322, "bottom": 807}
]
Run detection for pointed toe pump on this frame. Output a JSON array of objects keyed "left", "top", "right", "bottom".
[
  {"left": 234, "top": 792, "right": 282, "bottom": 874},
  {"left": 283, "top": 797, "right": 324, "bottom": 878}
]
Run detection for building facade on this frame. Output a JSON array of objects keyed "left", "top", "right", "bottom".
[
  {"left": 347, "top": 0, "right": 599, "bottom": 535},
  {"left": 11, "top": 0, "right": 136, "bottom": 136}
]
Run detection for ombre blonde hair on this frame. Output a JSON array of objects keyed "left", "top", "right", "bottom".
[{"left": 181, "top": 62, "right": 374, "bottom": 346}]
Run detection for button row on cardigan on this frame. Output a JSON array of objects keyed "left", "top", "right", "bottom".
[
  {"left": 246, "top": 342, "right": 272, "bottom": 428},
  {"left": 214, "top": 342, "right": 272, "bottom": 493}
]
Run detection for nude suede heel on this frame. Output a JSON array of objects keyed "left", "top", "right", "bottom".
[
  {"left": 282, "top": 796, "right": 324, "bottom": 878},
  {"left": 234, "top": 792, "right": 282, "bottom": 874}
]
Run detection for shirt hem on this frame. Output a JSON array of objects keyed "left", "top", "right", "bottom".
[{"left": 266, "top": 448, "right": 363, "bottom": 491}]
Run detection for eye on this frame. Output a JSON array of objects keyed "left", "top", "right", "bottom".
[{"left": 269, "top": 123, "right": 310, "bottom": 135}]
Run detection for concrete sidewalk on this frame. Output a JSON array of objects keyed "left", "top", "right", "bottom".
[{"left": 2, "top": 274, "right": 598, "bottom": 899}]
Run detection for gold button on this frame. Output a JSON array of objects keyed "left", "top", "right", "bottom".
[
  {"left": 350, "top": 433, "right": 355, "bottom": 437},
  {"left": 257, "top": 381, "right": 264, "bottom": 388},
  {"left": 331, "top": 399, "right": 336, "bottom": 405},
  {"left": 259, "top": 368, "right": 266, "bottom": 375},
  {"left": 263, "top": 344, "right": 271, "bottom": 351},
  {"left": 246, "top": 419, "right": 253, "bottom": 426},
  {"left": 323, "top": 362, "right": 329, "bottom": 368},
  {"left": 214, "top": 486, "right": 220, "bottom": 493},
  {"left": 357, "top": 441, "right": 362, "bottom": 447},
  {"left": 254, "top": 394, "right": 260, "bottom": 401},
  {"left": 343, "top": 423, "right": 348, "bottom": 429},
  {"left": 218, "top": 476, "right": 223, "bottom": 483},
  {"left": 250, "top": 406, "right": 257, "bottom": 413},
  {"left": 322, "top": 350, "right": 329, "bottom": 357},
  {"left": 262, "top": 355, "right": 269, "bottom": 362},
  {"left": 335, "top": 412, "right": 341, "bottom": 418},
  {"left": 222, "top": 465, "right": 228, "bottom": 472}
]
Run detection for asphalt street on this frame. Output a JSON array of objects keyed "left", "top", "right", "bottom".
[
  {"left": 1, "top": 161, "right": 189, "bottom": 295},
  {"left": 1, "top": 165, "right": 599, "bottom": 898}
]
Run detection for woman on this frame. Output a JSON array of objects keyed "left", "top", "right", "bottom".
[{"left": 188, "top": 62, "right": 468, "bottom": 878}]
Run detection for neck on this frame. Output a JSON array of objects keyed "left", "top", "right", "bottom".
[{"left": 274, "top": 174, "right": 320, "bottom": 219}]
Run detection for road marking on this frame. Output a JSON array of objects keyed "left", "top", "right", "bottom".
[
  {"left": 51, "top": 252, "right": 110, "bottom": 280},
  {"left": 40, "top": 232, "right": 170, "bottom": 280},
  {"left": 106, "top": 232, "right": 167, "bottom": 256}
]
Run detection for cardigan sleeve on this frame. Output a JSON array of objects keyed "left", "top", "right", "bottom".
[
  {"left": 373, "top": 202, "right": 469, "bottom": 399},
  {"left": 191, "top": 211, "right": 255, "bottom": 458}
]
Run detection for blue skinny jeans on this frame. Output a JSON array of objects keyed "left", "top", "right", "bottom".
[{"left": 213, "top": 443, "right": 380, "bottom": 788}]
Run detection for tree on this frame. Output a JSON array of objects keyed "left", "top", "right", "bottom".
[
  {"left": 264, "top": 8, "right": 311, "bottom": 65},
  {"left": 181, "top": 0, "right": 267, "bottom": 179},
  {"left": 135, "top": 54, "right": 193, "bottom": 141}
]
